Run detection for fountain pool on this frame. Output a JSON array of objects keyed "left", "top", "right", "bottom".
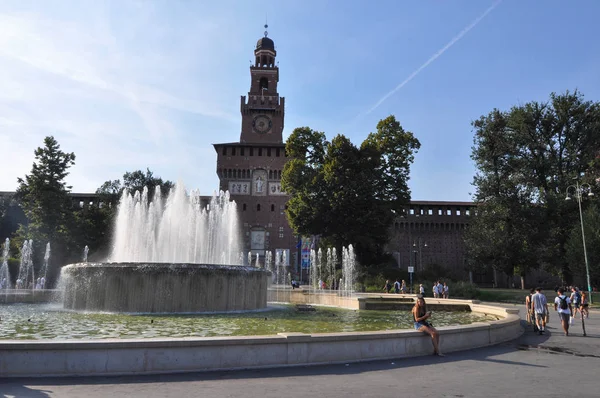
[{"left": 0, "top": 303, "right": 498, "bottom": 340}]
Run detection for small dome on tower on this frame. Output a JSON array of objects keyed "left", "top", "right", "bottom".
[{"left": 256, "top": 36, "right": 274, "bottom": 51}]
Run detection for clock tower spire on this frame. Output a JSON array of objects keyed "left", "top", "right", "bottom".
[{"left": 240, "top": 25, "right": 285, "bottom": 143}]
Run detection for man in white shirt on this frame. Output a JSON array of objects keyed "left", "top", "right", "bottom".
[
  {"left": 554, "top": 287, "right": 573, "bottom": 336},
  {"left": 531, "top": 287, "right": 549, "bottom": 335}
]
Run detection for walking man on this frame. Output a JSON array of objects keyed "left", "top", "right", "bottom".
[
  {"left": 531, "top": 287, "right": 549, "bottom": 335},
  {"left": 554, "top": 288, "right": 573, "bottom": 336}
]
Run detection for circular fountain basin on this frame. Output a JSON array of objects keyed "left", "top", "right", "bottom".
[
  {"left": 61, "top": 262, "right": 270, "bottom": 313},
  {"left": 0, "top": 303, "right": 498, "bottom": 340}
]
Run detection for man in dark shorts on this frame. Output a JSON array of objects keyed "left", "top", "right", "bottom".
[{"left": 554, "top": 288, "right": 573, "bottom": 336}]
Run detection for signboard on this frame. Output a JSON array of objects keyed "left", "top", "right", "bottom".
[{"left": 408, "top": 266, "right": 415, "bottom": 273}]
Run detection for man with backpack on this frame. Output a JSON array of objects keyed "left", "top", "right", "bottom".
[
  {"left": 531, "top": 287, "right": 549, "bottom": 335},
  {"left": 554, "top": 288, "right": 573, "bottom": 336}
]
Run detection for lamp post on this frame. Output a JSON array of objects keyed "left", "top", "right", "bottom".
[
  {"left": 565, "top": 178, "right": 595, "bottom": 303},
  {"left": 413, "top": 238, "right": 428, "bottom": 272}
]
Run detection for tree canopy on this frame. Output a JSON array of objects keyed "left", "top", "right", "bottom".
[
  {"left": 96, "top": 168, "right": 174, "bottom": 207},
  {"left": 282, "top": 115, "right": 420, "bottom": 265},
  {"left": 467, "top": 90, "right": 600, "bottom": 285},
  {"left": 15, "top": 136, "right": 77, "bottom": 267}
]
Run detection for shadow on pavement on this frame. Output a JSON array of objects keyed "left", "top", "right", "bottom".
[{"left": 1, "top": 385, "right": 53, "bottom": 398}]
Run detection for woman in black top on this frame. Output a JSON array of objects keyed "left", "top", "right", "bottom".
[{"left": 412, "top": 295, "right": 443, "bottom": 356}]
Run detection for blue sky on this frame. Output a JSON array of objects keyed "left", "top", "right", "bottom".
[{"left": 1, "top": 0, "right": 599, "bottom": 201}]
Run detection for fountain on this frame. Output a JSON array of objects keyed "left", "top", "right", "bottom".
[
  {"left": 60, "top": 183, "right": 270, "bottom": 313},
  {"left": 17, "top": 239, "right": 34, "bottom": 290},
  {"left": 341, "top": 244, "right": 356, "bottom": 297},
  {"left": 38, "top": 242, "right": 50, "bottom": 288},
  {"left": 0, "top": 238, "right": 11, "bottom": 290}
]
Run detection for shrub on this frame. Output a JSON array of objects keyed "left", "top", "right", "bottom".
[{"left": 450, "top": 281, "right": 481, "bottom": 299}]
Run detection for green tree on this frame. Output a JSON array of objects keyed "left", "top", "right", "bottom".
[
  {"left": 467, "top": 91, "right": 600, "bottom": 285},
  {"left": 96, "top": 168, "right": 174, "bottom": 207},
  {"left": 15, "top": 136, "right": 77, "bottom": 270},
  {"left": 565, "top": 203, "right": 600, "bottom": 289},
  {"left": 282, "top": 115, "right": 420, "bottom": 266}
]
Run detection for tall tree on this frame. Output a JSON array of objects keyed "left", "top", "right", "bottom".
[
  {"left": 96, "top": 168, "right": 174, "bottom": 207},
  {"left": 565, "top": 203, "right": 600, "bottom": 289},
  {"left": 282, "top": 116, "right": 420, "bottom": 265},
  {"left": 15, "top": 136, "right": 77, "bottom": 268},
  {"left": 467, "top": 91, "right": 600, "bottom": 284}
]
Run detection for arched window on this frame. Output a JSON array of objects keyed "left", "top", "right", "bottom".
[
  {"left": 269, "top": 170, "right": 273, "bottom": 179},
  {"left": 259, "top": 77, "right": 268, "bottom": 91}
]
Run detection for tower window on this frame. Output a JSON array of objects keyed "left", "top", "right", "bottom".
[
  {"left": 259, "top": 77, "right": 269, "bottom": 91},
  {"left": 276, "top": 148, "right": 280, "bottom": 157},
  {"left": 257, "top": 204, "right": 261, "bottom": 211},
  {"left": 269, "top": 170, "right": 273, "bottom": 179},
  {"left": 232, "top": 147, "right": 236, "bottom": 156},
  {"left": 222, "top": 147, "right": 227, "bottom": 156},
  {"left": 267, "top": 148, "right": 272, "bottom": 157},
  {"left": 250, "top": 147, "right": 254, "bottom": 156},
  {"left": 258, "top": 148, "right": 263, "bottom": 156},
  {"left": 243, "top": 204, "right": 247, "bottom": 211},
  {"left": 241, "top": 147, "right": 245, "bottom": 156},
  {"left": 271, "top": 204, "right": 275, "bottom": 211}
]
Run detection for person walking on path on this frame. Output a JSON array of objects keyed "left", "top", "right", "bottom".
[
  {"left": 412, "top": 294, "right": 443, "bottom": 356},
  {"left": 570, "top": 287, "right": 582, "bottom": 319},
  {"left": 525, "top": 288, "right": 537, "bottom": 331},
  {"left": 532, "top": 287, "right": 549, "bottom": 335},
  {"left": 554, "top": 288, "right": 573, "bottom": 336},
  {"left": 393, "top": 279, "right": 401, "bottom": 294},
  {"left": 581, "top": 290, "right": 590, "bottom": 319},
  {"left": 383, "top": 280, "right": 392, "bottom": 294}
]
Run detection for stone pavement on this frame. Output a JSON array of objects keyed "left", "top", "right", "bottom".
[{"left": 2, "top": 305, "right": 600, "bottom": 398}]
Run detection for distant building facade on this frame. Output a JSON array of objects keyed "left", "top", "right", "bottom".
[{"left": 388, "top": 201, "right": 475, "bottom": 280}]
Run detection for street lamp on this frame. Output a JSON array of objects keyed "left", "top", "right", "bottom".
[
  {"left": 565, "top": 178, "right": 595, "bottom": 303},
  {"left": 413, "top": 238, "right": 428, "bottom": 272}
]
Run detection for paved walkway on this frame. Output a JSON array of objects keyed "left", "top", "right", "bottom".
[{"left": 3, "top": 304, "right": 600, "bottom": 398}]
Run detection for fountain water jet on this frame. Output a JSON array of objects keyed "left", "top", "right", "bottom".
[
  {"left": 0, "top": 238, "right": 11, "bottom": 290},
  {"left": 60, "top": 183, "right": 270, "bottom": 313},
  {"left": 17, "top": 240, "right": 34, "bottom": 290},
  {"left": 38, "top": 242, "right": 50, "bottom": 288}
]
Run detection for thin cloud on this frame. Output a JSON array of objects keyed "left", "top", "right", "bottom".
[
  {"left": 364, "top": 0, "right": 502, "bottom": 116},
  {"left": 0, "top": 5, "right": 237, "bottom": 193}
]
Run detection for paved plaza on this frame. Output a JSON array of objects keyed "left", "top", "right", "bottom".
[{"left": 3, "top": 304, "right": 599, "bottom": 398}]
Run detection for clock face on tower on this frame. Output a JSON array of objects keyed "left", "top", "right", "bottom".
[{"left": 252, "top": 115, "right": 272, "bottom": 134}]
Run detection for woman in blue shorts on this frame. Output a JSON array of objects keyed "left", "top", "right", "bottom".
[{"left": 413, "top": 295, "right": 443, "bottom": 356}]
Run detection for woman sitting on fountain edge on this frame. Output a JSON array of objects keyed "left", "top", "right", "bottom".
[{"left": 412, "top": 294, "right": 443, "bottom": 356}]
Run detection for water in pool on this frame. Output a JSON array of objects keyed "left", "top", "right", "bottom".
[{"left": 0, "top": 303, "right": 498, "bottom": 340}]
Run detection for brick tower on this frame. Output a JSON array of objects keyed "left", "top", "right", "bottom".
[{"left": 213, "top": 26, "right": 296, "bottom": 267}]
